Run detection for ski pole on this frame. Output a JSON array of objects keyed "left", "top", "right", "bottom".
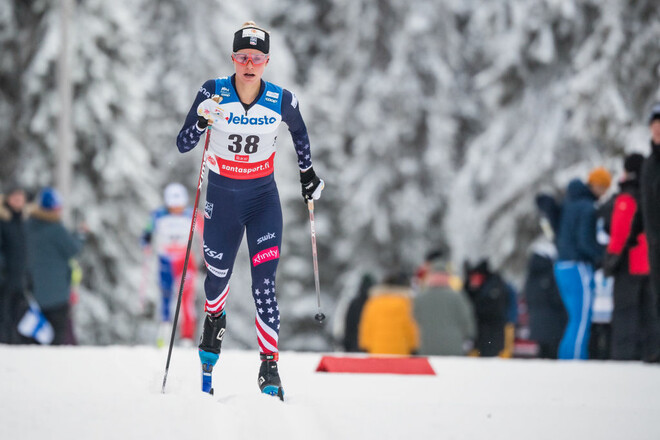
[
  {"left": 307, "top": 199, "right": 326, "bottom": 323},
  {"left": 161, "top": 95, "right": 219, "bottom": 394}
]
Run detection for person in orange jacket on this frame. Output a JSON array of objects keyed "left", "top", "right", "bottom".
[{"left": 358, "top": 271, "right": 419, "bottom": 355}]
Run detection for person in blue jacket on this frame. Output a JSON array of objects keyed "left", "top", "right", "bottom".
[
  {"left": 554, "top": 167, "right": 611, "bottom": 359},
  {"left": 176, "top": 21, "right": 324, "bottom": 398},
  {"left": 26, "top": 188, "right": 85, "bottom": 345}
]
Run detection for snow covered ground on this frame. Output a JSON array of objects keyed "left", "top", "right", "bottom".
[{"left": 1, "top": 346, "right": 659, "bottom": 440}]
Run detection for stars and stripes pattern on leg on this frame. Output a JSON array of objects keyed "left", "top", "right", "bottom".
[
  {"left": 253, "top": 275, "right": 280, "bottom": 354},
  {"left": 205, "top": 284, "right": 229, "bottom": 316}
]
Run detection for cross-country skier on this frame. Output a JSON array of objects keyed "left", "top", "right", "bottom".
[
  {"left": 142, "top": 183, "right": 201, "bottom": 347},
  {"left": 176, "top": 21, "right": 324, "bottom": 399}
]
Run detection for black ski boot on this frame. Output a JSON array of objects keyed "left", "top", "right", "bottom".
[
  {"left": 258, "top": 353, "right": 284, "bottom": 401},
  {"left": 198, "top": 312, "right": 226, "bottom": 394}
]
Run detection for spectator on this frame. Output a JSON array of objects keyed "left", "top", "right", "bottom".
[
  {"left": 358, "top": 270, "right": 419, "bottom": 355},
  {"left": 464, "top": 259, "right": 517, "bottom": 357},
  {"left": 26, "top": 187, "right": 84, "bottom": 345},
  {"left": 640, "top": 103, "right": 660, "bottom": 318},
  {"left": 605, "top": 152, "right": 660, "bottom": 361},
  {"left": 414, "top": 251, "right": 475, "bottom": 356},
  {"left": 142, "top": 182, "right": 201, "bottom": 347},
  {"left": 342, "top": 273, "right": 375, "bottom": 352},
  {"left": 523, "top": 238, "right": 567, "bottom": 359},
  {"left": 0, "top": 183, "right": 31, "bottom": 343},
  {"left": 554, "top": 167, "right": 611, "bottom": 359}
]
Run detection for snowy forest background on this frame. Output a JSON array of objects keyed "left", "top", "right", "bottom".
[{"left": 1, "top": 0, "right": 659, "bottom": 350}]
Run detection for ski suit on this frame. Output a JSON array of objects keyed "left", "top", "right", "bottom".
[
  {"left": 143, "top": 207, "right": 200, "bottom": 340},
  {"left": 176, "top": 75, "right": 313, "bottom": 355}
]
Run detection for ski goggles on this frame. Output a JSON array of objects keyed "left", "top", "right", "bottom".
[{"left": 232, "top": 52, "right": 269, "bottom": 65}]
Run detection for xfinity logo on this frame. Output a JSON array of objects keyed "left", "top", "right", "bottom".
[
  {"left": 204, "top": 245, "right": 223, "bottom": 260},
  {"left": 256, "top": 232, "right": 276, "bottom": 245},
  {"left": 226, "top": 112, "right": 276, "bottom": 126},
  {"left": 252, "top": 246, "right": 279, "bottom": 267}
]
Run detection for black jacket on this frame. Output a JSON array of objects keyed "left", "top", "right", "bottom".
[
  {"left": 523, "top": 246, "right": 567, "bottom": 345},
  {"left": 641, "top": 142, "right": 660, "bottom": 243},
  {"left": 0, "top": 198, "right": 29, "bottom": 293}
]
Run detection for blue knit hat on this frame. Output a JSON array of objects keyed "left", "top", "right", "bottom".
[
  {"left": 649, "top": 102, "right": 660, "bottom": 124},
  {"left": 39, "top": 187, "right": 62, "bottom": 210}
]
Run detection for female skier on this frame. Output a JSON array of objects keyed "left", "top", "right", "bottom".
[{"left": 176, "top": 21, "right": 324, "bottom": 399}]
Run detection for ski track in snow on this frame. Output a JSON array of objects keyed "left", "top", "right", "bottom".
[{"left": 1, "top": 346, "right": 659, "bottom": 440}]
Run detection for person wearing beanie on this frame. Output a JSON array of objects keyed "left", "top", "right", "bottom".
[
  {"left": 603, "top": 153, "right": 660, "bottom": 362},
  {"left": 462, "top": 259, "right": 517, "bottom": 357},
  {"left": 0, "top": 183, "right": 30, "bottom": 343},
  {"left": 141, "top": 183, "right": 201, "bottom": 348},
  {"left": 587, "top": 166, "right": 612, "bottom": 195},
  {"left": 25, "top": 187, "right": 84, "bottom": 345},
  {"left": 176, "top": 21, "right": 325, "bottom": 399},
  {"left": 639, "top": 102, "right": 660, "bottom": 337},
  {"left": 553, "top": 168, "right": 611, "bottom": 360}
]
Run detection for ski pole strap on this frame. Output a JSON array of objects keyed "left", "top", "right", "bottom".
[{"left": 260, "top": 353, "right": 279, "bottom": 362}]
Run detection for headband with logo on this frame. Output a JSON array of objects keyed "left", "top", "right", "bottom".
[{"left": 233, "top": 26, "right": 270, "bottom": 54}]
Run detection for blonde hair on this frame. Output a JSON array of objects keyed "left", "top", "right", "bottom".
[{"left": 241, "top": 21, "right": 268, "bottom": 33}]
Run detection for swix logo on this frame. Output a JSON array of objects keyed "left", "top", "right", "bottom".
[
  {"left": 204, "top": 244, "right": 223, "bottom": 260},
  {"left": 205, "top": 201, "right": 214, "bottom": 219},
  {"left": 252, "top": 246, "right": 279, "bottom": 266},
  {"left": 226, "top": 112, "right": 276, "bottom": 126},
  {"left": 235, "top": 155, "right": 249, "bottom": 162},
  {"left": 256, "top": 232, "right": 276, "bottom": 245}
]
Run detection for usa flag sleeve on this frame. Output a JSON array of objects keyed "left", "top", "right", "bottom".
[
  {"left": 281, "top": 89, "right": 313, "bottom": 171},
  {"left": 176, "top": 79, "right": 216, "bottom": 153}
]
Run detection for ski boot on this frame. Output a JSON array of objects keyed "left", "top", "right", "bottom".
[
  {"left": 258, "top": 353, "right": 284, "bottom": 401},
  {"left": 198, "top": 311, "right": 226, "bottom": 395}
]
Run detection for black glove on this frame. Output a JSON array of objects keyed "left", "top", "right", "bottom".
[
  {"left": 300, "top": 167, "right": 323, "bottom": 202},
  {"left": 197, "top": 115, "right": 209, "bottom": 130}
]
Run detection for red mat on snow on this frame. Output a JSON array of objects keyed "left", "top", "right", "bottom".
[{"left": 315, "top": 356, "right": 436, "bottom": 375}]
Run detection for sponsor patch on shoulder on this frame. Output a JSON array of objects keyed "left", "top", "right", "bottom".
[{"left": 266, "top": 91, "right": 279, "bottom": 100}]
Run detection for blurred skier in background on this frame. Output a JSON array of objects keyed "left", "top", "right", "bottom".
[
  {"left": 142, "top": 183, "right": 200, "bottom": 348},
  {"left": 553, "top": 167, "right": 611, "bottom": 359},
  {"left": 176, "top": 21, "right": 324, "bottom": 399}
]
